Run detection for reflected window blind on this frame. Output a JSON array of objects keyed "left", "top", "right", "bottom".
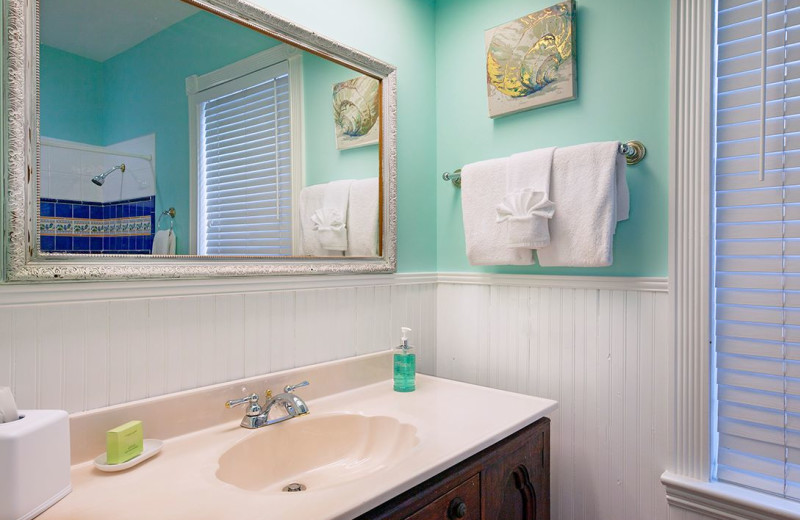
[
  {"left": 714, "top": 0, "right": 800, "bottom": 500},
  {"left": 199, "top": 69, "right": 292, "bottom": 255}
]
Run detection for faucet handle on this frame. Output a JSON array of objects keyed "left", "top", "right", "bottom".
[
  {"left": 225, "top": 393, "right": 261, "bottom": 417},
  {"left": 284, "top": 381, "right": 310, "bottom": 393}
]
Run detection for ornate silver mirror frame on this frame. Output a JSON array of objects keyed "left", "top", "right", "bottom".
[{"left": 4, "top": 0, "right": 397, "bottom": 280}]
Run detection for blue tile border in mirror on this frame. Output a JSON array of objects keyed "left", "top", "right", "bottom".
[{"left": 39, "top": 196, "right": 155, "bottom": 254}]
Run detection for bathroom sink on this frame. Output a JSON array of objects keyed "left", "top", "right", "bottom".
[{"left": 215, "top": 413, "right": 419, "bottom": 493}]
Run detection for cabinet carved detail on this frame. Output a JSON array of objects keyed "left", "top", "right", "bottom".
[
  {"left": 497, "top": 465, "right": 536, "bottom": 520},
  {"left": 359, "top": 417, "right": 550, "bottom": 520}
]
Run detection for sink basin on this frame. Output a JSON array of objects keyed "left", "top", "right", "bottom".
[{"left": 215, "top": 413, "right": 419, "bottom": 493}]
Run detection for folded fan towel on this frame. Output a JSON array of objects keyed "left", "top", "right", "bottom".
[
  {"left": 315, "top": 180, "right": 353, "bottom": 251},
  {"left": 462, "top": 158, "right": 534, "bottom": 266},
  {"left": 299, "top": 184, "right": 343, "bottom": 256},
  {"left": 536, "top": 141, "right": 629, "bottom": 267},
  {"left": 496, "top": 189, "right": 556, "bottom": 247},
  {"left": 346, "top": 177, "right": 379, "bottom": 256},
  {"left": 152, "top": 229, "right": 175, "bottom": 255},
  {"left": 499, "top": 147, "right": 556, "bottom": 248},
  {"left": 311, "top": 207, "right": 347, "bottom": 250}
]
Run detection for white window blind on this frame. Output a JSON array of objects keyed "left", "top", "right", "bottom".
[
  {"left": 714, "top": 0, "right": 800, "bottom": 500},
  {"left": 198, "top": 64, "right": 292, "bottom": 255}
]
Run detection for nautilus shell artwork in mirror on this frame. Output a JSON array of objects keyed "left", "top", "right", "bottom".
[
  {"left": 485, "top": 0, "right": 576, "bottom": 118},
  {"left": 332, "top": 75, "right": 381, "bottom": 150}
]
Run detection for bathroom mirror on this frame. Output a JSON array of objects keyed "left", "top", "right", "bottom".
[{"left": 4, "top": 0, "right": 396, "bottom": 280}]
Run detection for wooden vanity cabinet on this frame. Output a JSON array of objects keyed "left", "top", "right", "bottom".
[{"left": 358, "top": 417, "right": 550, "bottom": 520}]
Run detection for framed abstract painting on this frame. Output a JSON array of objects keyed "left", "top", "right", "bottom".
[
  {"left": 332, "top": 75, "right": 380, "bottom": 150},
  {"left": 485, "top": 1, "right": 577, "bottom": 118}
]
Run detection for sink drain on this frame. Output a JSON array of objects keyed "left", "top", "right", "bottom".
[{"left": 282, "top": 482, "right": 307, "bottom": 492}]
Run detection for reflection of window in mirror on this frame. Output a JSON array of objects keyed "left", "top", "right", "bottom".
[{"left": 187, "top": 46, "right": 304, "bottom": 256}]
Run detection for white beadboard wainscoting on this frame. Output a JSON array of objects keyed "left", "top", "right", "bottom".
[
  {"left": 0, "top": 271, "right": 681, "bottom": 520},
  {"left": 0, "top": 274, "right": 437, "bottom": 413},
  {"left": 436, "top": 274, "right": 671, "bottom": 520}
]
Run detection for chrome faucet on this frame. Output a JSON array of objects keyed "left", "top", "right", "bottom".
[{"left": 225, "top": 381, "right": 310, "bottom": 429}]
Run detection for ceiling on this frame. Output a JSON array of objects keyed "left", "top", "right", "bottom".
[{"left": 40, "top": 0, "right": 199, "bottom": 62}]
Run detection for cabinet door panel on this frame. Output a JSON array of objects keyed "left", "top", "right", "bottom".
[
  {"left": 482, "top": 423, "right": 549, "bottom": 520},
  {"left": 496, "top": 464, "right": 537, "bottom": 519}
]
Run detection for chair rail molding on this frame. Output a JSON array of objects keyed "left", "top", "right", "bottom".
[
  {"left": 668, "top": 0, "right": 714, "bottom": 484},
  {"left": 437, "top": 273, "right": 667, "bottom": 292},
  {"left": 0, "top": 272, "right": 438, "bottom": 305}
]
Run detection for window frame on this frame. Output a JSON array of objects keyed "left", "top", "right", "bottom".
[
  {"left": 664, "top": 0, "right": 800, "bottom": 516},
  {"left": 186, "top": 44, "right": 304, "bottom": 256}
]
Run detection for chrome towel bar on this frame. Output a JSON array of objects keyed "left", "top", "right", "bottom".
[{"left": 442, "top": 140, "right": 646, "bottom": 188}]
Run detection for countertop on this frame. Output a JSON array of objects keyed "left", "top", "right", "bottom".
[{"left": 39, "top": 374, "right": 557, "bottom": 520}]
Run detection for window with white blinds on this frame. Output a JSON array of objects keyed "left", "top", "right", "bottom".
[
  {"left": 714, "top": 0, "right": 800, "bottom": 500},
  {"left": 197, "top": 63, "right": 292, "bottom": 255}
]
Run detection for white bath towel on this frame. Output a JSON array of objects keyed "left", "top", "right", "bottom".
[
  {"left": 462, "top": 158, "right": 534, "bottom": 266},
  {"left": 346, "top": 177, "right": 379, "bottom": 256},
  {"left": 152, "top": 229, "right": 175, "bottom": 255},
  {"left": 497, "top": 147, "right": 556, "bottom": 249},
  {"left": 313, "top": 180, "right": 353, "bottom": 251},
  {"left": 536, "top": 142, "right": 629, "bottom": 267},
  {"left": 299, "top": 184, "right": 343, "bottom": 257}
]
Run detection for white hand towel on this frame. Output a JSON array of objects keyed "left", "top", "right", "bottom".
[
  {"left": 152, "top": 229, "right": 176, "bottom": 255},
  {"left": 315, "top": 180, "right": 353, "bottom": 251},
  {"left": 498, "top": 147, "right": 556, "bottom": 248},
  {"left": 496, "top": 189, "right": 556, "bottom": 248},
  {"left": 537, "top": 142, "right": 629, "bottom": 267},
  {"left": 311, "top": 207, "right": 347, "bottom": 250},
  {"left": 299, "top": 184, "right": 343, "bottom": 256},
  {"left": 0, "top": 387, "right": 19, "bottom": 423},
  {"left": 462, "top": 158, "right": 534, "bottom": 266},
  {"left": 346, "top": 177, "right": 379, "bottom": 256}
]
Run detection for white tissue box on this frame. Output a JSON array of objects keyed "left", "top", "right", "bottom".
[{"left": 0, "top": 410, "right": 71, "bottom": 520}]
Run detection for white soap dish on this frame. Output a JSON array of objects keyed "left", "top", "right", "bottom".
[{"left": 93, "top": 439, "right": 163, "bottom": 472}]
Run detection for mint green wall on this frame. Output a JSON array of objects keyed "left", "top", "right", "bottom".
[
  {"left": 257, "top": 0, "right": 438, "bottom": 272},
  {"left": 302, "top": 53, "right": 379, "bottom": 187},
  {"left": 435, "top": 0, "right": 669, "bottom": 276},
  {"left": 40, "top": 46, "right": 104, "bottom": 146},
  {"left": 101, "top": 12, "right": 280, "bottom": 254}
]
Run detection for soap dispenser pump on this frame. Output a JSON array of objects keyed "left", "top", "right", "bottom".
[{"left": 393, "top": 327, "right": 416, "bottom": 392}]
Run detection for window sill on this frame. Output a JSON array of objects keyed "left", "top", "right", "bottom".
[{"left": 661, "top": 472, "right": 800, "bottom": 520}]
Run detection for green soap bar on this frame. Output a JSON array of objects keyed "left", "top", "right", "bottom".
[{"left": 106, "top": 420, "right": 143, "bottom": 465}]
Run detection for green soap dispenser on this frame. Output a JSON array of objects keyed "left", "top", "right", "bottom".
[{"left": 393, "top": 327, "right": 416, "bottom": 392}]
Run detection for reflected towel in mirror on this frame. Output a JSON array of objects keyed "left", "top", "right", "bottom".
[
  {"left": 152, "top": 230, "right": 176, "bottom": 255},
  {"left": 346, "top": 178, "right": 379, "bottom": 256},
  {"left": 299, "top": 185, "right": 344, "bottom": 256},
  {"left": 311, "top": 207, "right": 347, "bottom": 250},
  {"left": 316, "top": 180, "right": 353, "bottom": 251}
]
